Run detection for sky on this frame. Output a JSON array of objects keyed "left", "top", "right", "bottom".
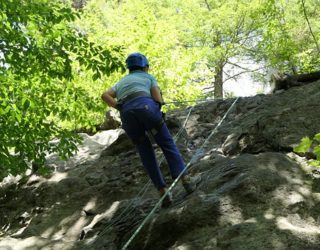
[
  {"left": 224, "top": 73, "right": 271, "bottom": 97},
  {"left": 223, "top": 59, "right": 272, "bottom": 97}
]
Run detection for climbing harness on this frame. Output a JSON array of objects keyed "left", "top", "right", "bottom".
[
  {"left": 118, "top": 91, "right": 151, "bottom": 106},
  {"left": 121, "top": 97, "right": 240, "bottom": 250}
]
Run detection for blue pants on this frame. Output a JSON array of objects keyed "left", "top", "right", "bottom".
[{"left": 120, "top": 97, "right": 186, "bottom": 190}]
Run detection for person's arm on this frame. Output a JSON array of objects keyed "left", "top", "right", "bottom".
[
  {"left": 101, "top": 88, "right": 119, "bottom": 109},
  {"left": 151, "top": 86, "right": 164, "bottom": 103}
]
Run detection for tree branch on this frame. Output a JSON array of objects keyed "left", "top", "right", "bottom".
[
  {"left": 226, "top": 60, "right": 258, "bottom": 72},
  {"left": 223, "top": 67, "right": 265, "bottom": 83},
  {"left": 204, "top": 0, "right": 211, "bottom": 11},
  {"left": 301, "top": 0, "right": 320, "bottom": 53},
  {"left": 202, "top": 66, "right": 266, "bottom": 90}
]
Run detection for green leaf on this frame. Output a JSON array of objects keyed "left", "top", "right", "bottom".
[
  {"left": 4, "top": 105, "right": 11, "bottom": 114},
  {"left": 313, "top": 145, "right": 320, "bottom": 161},
  {"left": 15, "top": 112, "right": 22, "bottom": 123},
  {"left": 310, "top": 160, "right": 320, "bottom": 167},
  {"left": 22, "top": 98, "right": 31, "bottom": 110},
  {"left": 314, "top": 133, "right": 320, "bottom": 142},
  {"left": 294, "top": 136, "right": 312, "bottom": 153}
]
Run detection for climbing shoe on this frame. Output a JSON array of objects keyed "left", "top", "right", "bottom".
[
  {"left": 159, "top": 188, "right": 173, "bottom": 208},
  {"left": 181, "top": 174, "right": 202, "bottom": 194}
]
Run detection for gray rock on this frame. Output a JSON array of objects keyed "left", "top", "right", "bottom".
[{"left": 1, "top": 80, "right": 320, "bottom": 250}]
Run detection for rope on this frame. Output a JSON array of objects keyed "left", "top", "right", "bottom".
[
  {"left": 163, "top": 94, "right": 232, "bottom": 106},
  {"left": 121, "top": 97, "right": 239, "bottom": 250},
  {"left": 97, "top": 106, "right": 194, "bottom": 236},
  {"left": 81, "top": 106, "right": 195, "bottom": 249},
  {"left": 164, "top": 97, "right": 216, "bottom": 105}
]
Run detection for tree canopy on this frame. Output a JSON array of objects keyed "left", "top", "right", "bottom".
[{"left": 0, "top": 0, "right": 124, "bottom": 178}]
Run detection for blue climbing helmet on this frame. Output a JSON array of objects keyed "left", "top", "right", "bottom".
[{"left": 125, "top": 52, "right": 149, "bottom": 69}]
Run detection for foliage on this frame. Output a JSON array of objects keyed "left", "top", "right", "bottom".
[
  {"left": 294, "top": 133, "right": 320, "bottom": 167},
  {"left": 256, "top": 0, "right": 320, "bottom": 73},
  {"left": 1, "top": 0, "right": 319, "bottom": 180},
  {"left": 76, "top": 0, "right": 205, "bottom": 104},
  {"left": 0, "top": 0, "right": 124, "bottom": 179},
  {"left": 76, "top": 0, "right": 319, "bottom": 99}
]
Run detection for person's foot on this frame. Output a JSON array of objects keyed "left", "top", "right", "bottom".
[
  {"left": 159, "top": 188, "right": 173, "bottom": 208},
  {"left": 181, "top": 174, "right": 201, "bottom": 194}
]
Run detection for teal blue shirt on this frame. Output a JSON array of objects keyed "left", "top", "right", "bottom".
[{"left": 112, "top": 70, "right": 158, "bottom": 101}]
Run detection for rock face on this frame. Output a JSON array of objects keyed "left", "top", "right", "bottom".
[{"left": 0, "top": 81, "right": 320, "bottom": 250}]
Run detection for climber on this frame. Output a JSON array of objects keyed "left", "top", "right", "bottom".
[{"left": 101, "top": 52, "right": 201, "bottom": 207}]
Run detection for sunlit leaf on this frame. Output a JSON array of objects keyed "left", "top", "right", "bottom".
[
  {"left": 314, "top": 133, "right": 320, "bottom": 142},
  {"left": 294, "top": 136, "right": 312, "bottom": 153},
  {"left": 314, "top": 145, "right": 320, "bottom": 161}
]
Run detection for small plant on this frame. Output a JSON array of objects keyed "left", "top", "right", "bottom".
[{"left": 294, "top": 133, "right": 320, "bottom": 167}]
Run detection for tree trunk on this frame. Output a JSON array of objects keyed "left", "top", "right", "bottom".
[
  {"left": 72, "top": 0, "right": 87, "bottom": 9},
  {"left": 214, "top": 64, "right": 224, "bottom": 98}
]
